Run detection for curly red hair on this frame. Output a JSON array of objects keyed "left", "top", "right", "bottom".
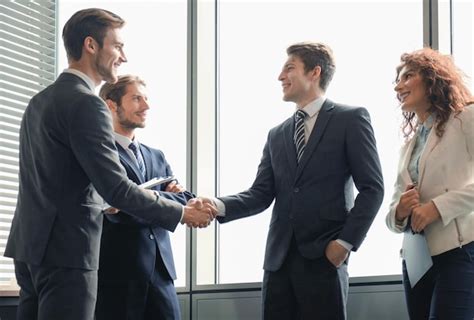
[{"left": 395, "top": 48, "right": 473, "bottom": 138}]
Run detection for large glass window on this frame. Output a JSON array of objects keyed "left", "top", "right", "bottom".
[
  {"left": 58, "top": 0, "right": 188, "bottom": 287},
  {"left": 0, "top": 1, "right": 56, "bottom": 293},
  {"left": 216, "top": 0, "right": 423, "bottom": 284},
  {"left": 452, "top": 0, "right": 473, "bottom": 91}
]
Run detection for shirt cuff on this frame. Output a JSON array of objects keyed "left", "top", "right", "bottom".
[
  {"left": 213, "top": 198, "right": 226, "bottom": 216},
  {"left": 180, "top": 206, "right": 185, "bottom": 224},
  {"left": 336, "top": 239, "right": 353, "bottom": 252},
  {"left": 395, "top": 216, "right": 408, "bottom": 229}
]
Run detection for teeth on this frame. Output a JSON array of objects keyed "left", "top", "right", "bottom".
[{"left": 400, "top": 93, "right": 409, "bottom": 101}]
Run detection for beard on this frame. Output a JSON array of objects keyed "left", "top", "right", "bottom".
[
  {"left": 95, "top": 52, "right": 117, "bottom": 83},
  {"left": 116, "top": 105, "right": 145, "bottom": 130}
]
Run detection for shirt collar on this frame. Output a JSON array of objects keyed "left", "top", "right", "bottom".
[
  {"left": 422, "top": 113, "right": 435, "bottom": 130},
  {"left": 296, "top": 96, "right": 326, "bottom": 119},
  {"left": 114, "top": 132, "right": 138, "bottom": 151},
  {"left": 63, "top": 68, "right": 96, "bottom": 91}
]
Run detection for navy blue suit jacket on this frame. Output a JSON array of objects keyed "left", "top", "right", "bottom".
[
  {"left": 218, "top": 100, "right": 384, "bottom": 272},
  {"left": 99, "top": 143, "right": 193, "bottom": 282}
]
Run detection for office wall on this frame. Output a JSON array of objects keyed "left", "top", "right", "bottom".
[{"left": 0, "top": 283, "right": 408, "bottom": 320}]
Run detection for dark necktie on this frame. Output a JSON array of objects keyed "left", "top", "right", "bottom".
[
  {"left": 294, "top": 110, "right": 307, "bottom": 163},
  {"left": 129, "top": 142, "right": 146, "bottom": 177}
]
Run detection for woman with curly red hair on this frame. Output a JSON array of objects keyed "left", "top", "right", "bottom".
[{"left": 386, "top": 47, "right": 474, "bottom": 319}]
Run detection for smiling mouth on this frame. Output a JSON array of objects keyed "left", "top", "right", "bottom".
[{"left": 399, "top": 92, "right": 409, "bottom": 102}]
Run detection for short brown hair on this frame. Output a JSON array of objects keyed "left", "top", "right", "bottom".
[
  {"left": 396, "top": 47, "right": 473, "bottom": 138},
  {"left": 287, "top": 42, "right": 336, "bottom": 91},
  {"left": 62, "top": 8, "right": 125, "bottom": 61},
  {"left": 99, "top": 75, "right": 146, "bottom": 105}
]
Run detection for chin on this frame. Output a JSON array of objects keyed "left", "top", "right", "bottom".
[
  {"left": 400, "top": 103, "right": 413, "bottom": 113},
  {"left": 108, "top": 74, "right": 118, "bottom": 84}
]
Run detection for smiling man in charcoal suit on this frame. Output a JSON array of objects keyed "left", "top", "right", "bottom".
[
  {"left": 198, "top": 42, "right": 384, "bottom": 320},
  {"left": 4, "top": 9, "right": 213, "bottom": 320}
]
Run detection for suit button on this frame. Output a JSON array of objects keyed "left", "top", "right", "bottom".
[
  {"left": 445, "top": 188, "right": 449, "bottom": 192},
  {"left": 294, "top": 188, "right": 300, "bottom": 193},
  {"left": 149, "top": 234, "right": 154, "bottom": 240}
]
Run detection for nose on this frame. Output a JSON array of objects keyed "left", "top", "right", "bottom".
[
  {"left": 141, "top": 99, "right": 150, "bottom": 110},
  {"left": 120, "top": 49, "right": 128, "bottom": 63},
  {"left": 278, "top": 71, "right": 285, "bottom": 82},
  {"left": 394, "top": 80, "right": 402, "bottom": 93}
]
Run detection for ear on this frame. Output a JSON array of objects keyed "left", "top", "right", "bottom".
[
  {"left": 105, "top": 99, "right": 117, "bottom": 113},
  {"left": 83, "top": 36, "right": 97, "bottom": 54},
  {"left": 311, "top": 66, "right": 322, "bottom": 80}
]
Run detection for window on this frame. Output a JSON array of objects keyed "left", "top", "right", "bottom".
[
  {"left": 0, "top": 1, "right": 57, "bottom": 293},
  {"left": 214, "top": 0, "right": 423, "bottom": 284},
  {"left": 452, "top": 0, "right": 473, "bottom": 91},
  {"left": 58, "top": 0, "right": 189, "bottom": 287}
]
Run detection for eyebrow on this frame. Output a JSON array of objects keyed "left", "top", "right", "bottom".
[{"left": 401, "top": 67, "right": 415, "bottom": 75}]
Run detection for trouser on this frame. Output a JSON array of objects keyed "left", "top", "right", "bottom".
[
  {"left": 14, "top": 260, "right": 97, "bottom": 320},
  {"left": 262, "top": 239, "right": 348, "bottom": 320},
  {"left": 402, "top": 241, "right": 474, "bottom": 320}
]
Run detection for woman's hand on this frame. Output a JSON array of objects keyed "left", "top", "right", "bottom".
[
  {"left": 395, "top": 184, "right": 420, "bottom": 221},
  {"left": 410, "top": 201, "right": 441, "bottom": 233}
]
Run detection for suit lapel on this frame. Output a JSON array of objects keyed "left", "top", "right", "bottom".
[
  {"left": 295, "top": 100, "right": 335, "bottom": 181},
  {"left": 399, "top": 138, "right": 416, "bottom": 185},
  {"left": 116, "top": 143, "right": 145, "bottom": 183},
  {"left": 283, "top": 118, "right": 298, "bottom": 177},
  {"left": 417, "top": 128, "right": 440, "bottom": 190},
  {"left": 139, "top": 145, "right": 152, "bottom": 181}
]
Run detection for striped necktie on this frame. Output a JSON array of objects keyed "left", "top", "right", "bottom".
[
  {"left": 129, "top": 142, "right": 146, "bottom": 177},
  {"left": 294, "top": 109, "right": 307, "bottom": 163}
]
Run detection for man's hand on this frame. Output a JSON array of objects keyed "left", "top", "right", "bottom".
[
  {"left": 196, "top": 196, "right": 216, "bottom": 207},
  {"left": 165, "top": 180, "right": 185, "bottom": 193},
  {"left": 395, "top": 184, "right": 420, "bottom": 221},
  {"left": 182, "top": 198, "right": 217, "bottom": 228},
  {"left": 325, "top": 240, "right": 349, "bottom": 268},
  {"left": 103, "top": 207, "right": 120, "bottom": 214},
  {"left": 410, "top": 201, "right": 441, "bottom": 233}
]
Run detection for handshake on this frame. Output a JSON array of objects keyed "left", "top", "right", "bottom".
[{"left": 182, "top": 197, "right": 218, "bottom": 228}]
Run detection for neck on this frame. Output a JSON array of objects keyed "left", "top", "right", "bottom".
[
  {"left": 296, "top": 89, "right": 323, "bottom": 109},
  {"left": 115, "top": 127, "right": 135, "bottom": 140},
  {"left": 416, "top": 110, "right": 431, "bottom": 124},
  {"left": 69, "top": 60, "right": 101, "bottom": 87}
]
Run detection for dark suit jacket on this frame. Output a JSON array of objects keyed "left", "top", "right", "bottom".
[
  {"left": 99, "top": 143, "right": 193, "bottom": 282},
  {"left": 5, "top": 73, "right": 183, "bottom": 270},
  {"left": 218, "top": 100, "right": 384, "bottom": 272}
]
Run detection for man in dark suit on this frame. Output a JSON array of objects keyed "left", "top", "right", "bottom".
[
  {"left": 4, "top": 9, "right": 213, "bottom": 320},
  {"left": 200, "top": 42, "right": 384, "bottom": 319},
  {"left": 95, "top": 75, "right": 190, "bottom": 320}
]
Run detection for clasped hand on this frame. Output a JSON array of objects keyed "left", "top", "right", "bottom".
[
  {"left": 182, "top": 198, "right": 218, "bottom": 228},
  {"left": 396, "top": 184, "right": 441, "bottom": 233}
]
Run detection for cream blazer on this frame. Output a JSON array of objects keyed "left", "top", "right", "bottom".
[{"left": 386, "top": 104, "right": 474, "bottom": 256}]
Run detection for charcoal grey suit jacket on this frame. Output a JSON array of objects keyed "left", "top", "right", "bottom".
[
  {"left": 218, "top": 100, "right": 384, "bottom": 271},
  {"left": 5, "top": 73, "right": 182, "bottom": 270}
]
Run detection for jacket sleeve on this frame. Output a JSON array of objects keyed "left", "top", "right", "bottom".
[
  {"left": 68, "top": 95, "right": 182, "bottom": 232},
  {"left": 431, "top": 106, "right": 474, "bottom": 225},
  {"left": 338, "top": 107, "right": 385, "bottom": 250},
  {"left": 217, "top": 131, "right": 276, "bottom": 223}
]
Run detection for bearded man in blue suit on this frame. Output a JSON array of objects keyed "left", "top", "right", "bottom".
[{"left": 96, "top": 75, "right": 191, "bottom": 320}]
